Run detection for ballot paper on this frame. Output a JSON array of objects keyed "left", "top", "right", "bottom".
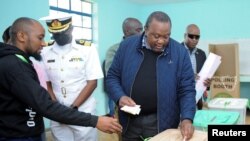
[
  {"left": 195, "top": 52, "right": 221, "bottom": 103},
  {"left": 120, "top": 105, "right": 141, "bottom": 115}
]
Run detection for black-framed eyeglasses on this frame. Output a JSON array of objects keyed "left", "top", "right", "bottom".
[{"left": 187, "top": 34, "right": 200, "bottom": 40}]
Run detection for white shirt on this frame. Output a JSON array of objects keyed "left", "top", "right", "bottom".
[{"left": 41, "top": 41, "right": 103, "bottom": 108}]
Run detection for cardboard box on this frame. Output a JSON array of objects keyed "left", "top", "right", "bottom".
[{"left": 209, "top": 43, "right": 240, "bottom": 98}]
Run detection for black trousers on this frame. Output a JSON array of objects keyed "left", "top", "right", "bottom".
[
  {"left": 122, "top": 113, "right": 158, "bottom": 141},
  {"left": 0, "top": 135, "right": 42, "bottom": 141}
]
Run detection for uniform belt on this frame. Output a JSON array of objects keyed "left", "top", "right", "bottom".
[
  {"left": 53, "top": 86, "right": 80, "bottom": 94},
  {"left": 61, "top": 87, "right": 67, "bottom": 95},
  {"left": 61, "top": 87, "right": 67, "bottom": 98}
]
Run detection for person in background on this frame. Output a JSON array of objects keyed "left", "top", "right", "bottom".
[
  {"left": 104, "top": 17, "right": 143, "bottom": 116},
  {"left": 40, "top": 14, "right": 104, "bottom": 141},
  {"left": 0, "top": 17, "right": 122, "bottom": 141},
  {"left": 106, "top": 11, "right": 196, "bottom": 141},
  {"left": 182, "top": 24, "right": 211, "bottom": 110},
  {"left": 2, "top": 26, "right": 11, "bottom": 43}
]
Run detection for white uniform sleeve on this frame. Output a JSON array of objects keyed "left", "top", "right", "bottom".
[{"left": 85, "top": 44, "right": 104, "bottom": 80}]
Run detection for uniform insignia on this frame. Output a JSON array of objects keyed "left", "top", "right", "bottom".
[
  {"left": 40, "top": 14, "right": 72, "bottom": 33},
  {"left": 75, "top": 39, "right": 92, "bottom": 46},
  {"left": 69, "top": 57, "right": 83, "bottom": 62},
  {"left": 47, "top": 59, "right": 55, "bottom": 63},
  {"left": 51, "top": 19, "right": 62, "bottom": 28}
]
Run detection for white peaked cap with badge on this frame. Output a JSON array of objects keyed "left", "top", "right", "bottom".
[{"left": 39, "top": 13, "right": 73, "bottom": 33}]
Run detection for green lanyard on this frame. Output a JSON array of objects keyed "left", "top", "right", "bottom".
[
  {"left": 140, "top": 136, "right": 152, "bottom": 141},
  {"left": 15, "top": 54, "right": 29, "bottom": 63}
]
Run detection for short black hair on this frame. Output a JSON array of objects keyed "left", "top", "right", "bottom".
[
  {"left": 2, "top": 26, "right": 11, "bottom": 43},
  {"left": 145, "top": 11, "right": 171, "bottom": 29},
  {"left": 10, "top": 17, "right": 37, "bottom": 43}
]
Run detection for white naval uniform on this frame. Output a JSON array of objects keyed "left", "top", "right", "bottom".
[{"left": 41, "top": 41, "right": 103, "bottom": 141}]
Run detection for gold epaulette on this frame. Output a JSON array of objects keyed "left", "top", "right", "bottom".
[
  {"left": 75, "top": 39, "right": 91, "bottom": 46},
  {"left": 45, "top": 40, "right": 55, "bottom": 46}
]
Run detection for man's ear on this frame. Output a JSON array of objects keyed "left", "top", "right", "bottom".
[{"left": 16, "top": 31, "right": 26, "bottom": 42}]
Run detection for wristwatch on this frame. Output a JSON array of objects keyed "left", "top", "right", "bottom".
[{"left": 70, "top": 104, "right": 78, "bottom": 110}]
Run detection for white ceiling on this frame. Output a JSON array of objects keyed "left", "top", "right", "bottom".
[{"left": 127, "top": 0, "right": 199, "bottom": 4}]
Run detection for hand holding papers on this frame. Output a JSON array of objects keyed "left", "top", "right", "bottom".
[
  {"left": 120, "top": 105, "right": 141, "bottom": 115},
  {"left": 195, "top": 53, "right": 221, "bottom": 103}
]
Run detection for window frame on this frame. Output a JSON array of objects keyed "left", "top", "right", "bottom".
[{"left": 49, "top": 0, "right": 93, "bottom": 41}]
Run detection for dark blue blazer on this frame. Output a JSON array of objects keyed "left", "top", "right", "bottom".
[
  {"left": 181, "top": 42, "right": 208, "bottom": 109},
  {"left": 181, "top": 42, "right": 207, "bottom": 73}
]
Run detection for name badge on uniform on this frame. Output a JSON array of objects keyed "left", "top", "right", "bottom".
[
  {"left": 69, "top": 57, "right": 83, "bottom": 62},
  {"left": 47, "top": 59, "right": 55, "bottom": 63}
]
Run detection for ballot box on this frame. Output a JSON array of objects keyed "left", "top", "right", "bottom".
[
  {"left": 193, "top": 110, "right": 239, "bottom": 131},
  {"left": 208, "top": 98, "right": 248, "bottom": 124}
]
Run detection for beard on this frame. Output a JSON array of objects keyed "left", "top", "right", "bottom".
[
  {"left": 53, "top": 34, "right": 72, "bottom": 46},
  {"left": 26, "top": 39, "right": 42, "bottom": 61},
  {"left": 30, "top": 53, "right": 42, "bottom": 61},
  {"left": 52, "top": 26, "right": 73, "bottom": 46}
]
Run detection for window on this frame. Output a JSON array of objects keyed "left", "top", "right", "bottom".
[{"left": 49, "top": 0, "right": 93, "bottom": 41}]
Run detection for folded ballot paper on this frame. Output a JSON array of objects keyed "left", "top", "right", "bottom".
[
  {"left": 195, "top": 52, "right": 221, "bottom": 103},
  {"left": 120, "top": 105, "right": 141, "bottom": 115}
]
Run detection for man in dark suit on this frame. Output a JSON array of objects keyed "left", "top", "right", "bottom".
[{"left": 182, "top": 24, "right": 211, "bottom": 110}]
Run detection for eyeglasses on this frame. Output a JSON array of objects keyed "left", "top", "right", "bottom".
[{"left": 187, "top": 34, "right": 200, "bottom": 40}]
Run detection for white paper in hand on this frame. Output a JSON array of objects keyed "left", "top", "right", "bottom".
[
  {"left": 195, "top": 52, "right": 221, "bottom": 103},
  {"left": 120, "top": 105, "right": 141, "bottom": 115}
]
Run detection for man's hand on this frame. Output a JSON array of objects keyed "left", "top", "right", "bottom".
[
  {"left": 180, "top": 119, "right": 194, "bottom": 140},
  {"left": 203, "top": 78, "right": 211, "bottom": 87},
  {"left": 195, "top": 75, "right": 212, "bottom": 87},
  {"left": 195, "top": 74, "right": 199, "bottom": 81},
  {"left": 96, "top": 116, "right": 122, "bottom": 134},
  {"left": 119, "top": 96, "right": 136, "bottom": 107}
]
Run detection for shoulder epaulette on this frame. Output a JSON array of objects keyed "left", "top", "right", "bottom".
[
  {"left": 45, "top": 40, "right": 55, "bottom": 46},
  {"left": 75, "top": 39, "right": 91, "bottom": 46}
]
